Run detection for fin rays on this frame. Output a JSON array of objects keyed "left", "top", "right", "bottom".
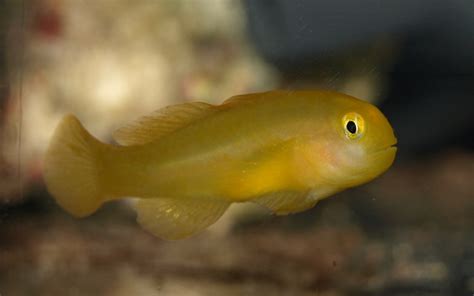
[
  {"left": 113, "top": 102, "right": 215, "bottom": 146},
  {"left": 253, "top": 190, "right": 317, "bottom": 215},
  {"left": 135, "top": 197, "right": 230, "bottom": 240}
]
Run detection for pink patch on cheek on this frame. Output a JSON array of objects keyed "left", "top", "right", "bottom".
[{"left": 312, "top": 142, "right": 341, "bottom": 171}]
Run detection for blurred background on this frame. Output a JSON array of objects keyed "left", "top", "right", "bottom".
[{"left": 0, "top": 0, "right": 473, "bottom": 295}]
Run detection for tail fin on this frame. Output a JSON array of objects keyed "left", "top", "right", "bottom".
[{"left": 43, "top": 115, "right": 105, "bottom": 217}]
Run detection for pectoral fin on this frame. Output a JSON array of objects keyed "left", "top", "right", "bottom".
[
  {"left": 253, "top": 191, "right": 317, "bottom": 215},
  {"left": 135, "top": 197, "right": 230, "bottom": 240}
]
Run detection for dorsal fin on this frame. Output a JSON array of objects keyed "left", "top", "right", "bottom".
[
  {"left": 222, "top": 91, "right": 288, "bottom": 106},
  {"left": 222, "top": 94, "right": 256, "bottom": 105},
  {"left": 113, "top": 102, "right": 215, "bottom": 146},
  {"left": 222, "top": 92, "right": 270, "bottom": 105}
]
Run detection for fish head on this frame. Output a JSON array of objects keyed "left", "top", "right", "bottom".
[{"left": 319, "top": 95, "right": 397, "bottom": 187}]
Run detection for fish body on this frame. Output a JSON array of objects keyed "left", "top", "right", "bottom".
[{"left": 44, "top": 90, "right": 397, "bottom": 239}]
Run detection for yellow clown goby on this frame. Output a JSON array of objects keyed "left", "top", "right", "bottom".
[{"left": 43, "top": 90, "right": 397, "bottom": 240}]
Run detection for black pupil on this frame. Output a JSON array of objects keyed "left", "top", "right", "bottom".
[{"left": 346, "top": 121, "right": 357, "bottom": 134}]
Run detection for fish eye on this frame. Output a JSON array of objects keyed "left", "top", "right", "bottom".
[
  {"left": 346, "top": 121, "right": 357, "bottom": 134},
  {"left": 342, "top": 112, "right": 365, "bottom": 139}
]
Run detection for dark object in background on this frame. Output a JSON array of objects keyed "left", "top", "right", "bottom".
[{"left": 243, "top": 0, "right": 474, "bottom": 158}]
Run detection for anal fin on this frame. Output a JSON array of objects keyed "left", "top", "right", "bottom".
[
  {"left": 135, "top": 197, "right": 230, "bottom": 240},
  {"left": 253, "top": 191, "right": 317, "bottom": 215}
]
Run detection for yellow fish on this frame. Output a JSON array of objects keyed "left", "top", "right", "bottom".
[{"left": 44, "top": 90, "right": 397, "bottom": 240}]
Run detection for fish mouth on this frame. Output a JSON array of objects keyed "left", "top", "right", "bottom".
[
  {"left": 373, "top": 139, "right": 398, "bottom": 154},
  {"left": 382, "top": 144, "right": 397, "bottom": 153},
  {"left": 388, "top": 139, "right": 398, "bottom": 150},
  {"left": 386, "top": 142, "right": 397, "bottom": 150},
  {"left": 383, "top": 137, "right": 398, "bottom": 150}
]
